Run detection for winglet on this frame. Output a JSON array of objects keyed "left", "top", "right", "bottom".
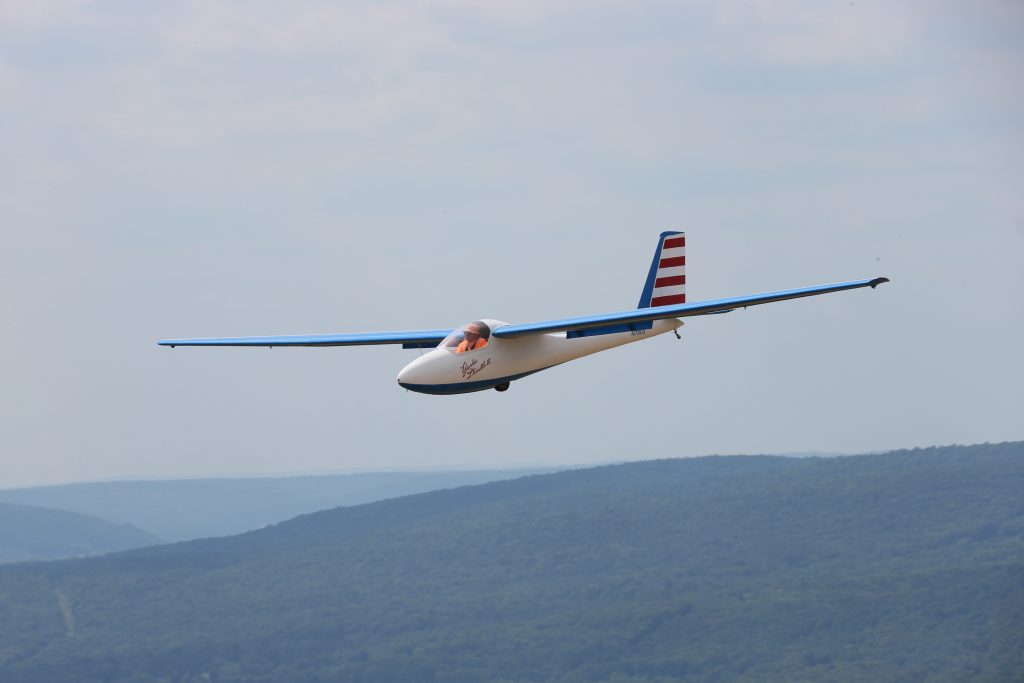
[{"left": 869, "top": 277, "right": 890, "bottom": 289}]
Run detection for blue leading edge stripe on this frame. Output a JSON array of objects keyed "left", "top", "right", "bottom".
[{"left": 159, "top": 329, "right": 453, "bottom": 347}]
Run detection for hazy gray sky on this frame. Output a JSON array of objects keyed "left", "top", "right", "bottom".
[{"left": 2, "top": 1, "right": 1022, "bottom": 487}]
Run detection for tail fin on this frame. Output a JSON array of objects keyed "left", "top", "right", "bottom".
[{"left": 637, "top": 231, "right": 685, "bottom": 308}]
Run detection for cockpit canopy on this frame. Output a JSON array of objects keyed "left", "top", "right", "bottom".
[{"left": 439, "top": 319, "right": 505, "bottom": 354}]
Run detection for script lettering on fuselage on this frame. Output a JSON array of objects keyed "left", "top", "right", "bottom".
[{"left": 460, "top": 357, "right": 492, "bottom": 380}]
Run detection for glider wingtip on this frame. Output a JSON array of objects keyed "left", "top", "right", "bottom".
[{"left": 869, "top": 276, "right": 890, "bottom": 289}]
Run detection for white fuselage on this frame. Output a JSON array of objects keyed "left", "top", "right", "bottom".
[{"left": 397, "top": 318, "right": 683, "bottom": 394}]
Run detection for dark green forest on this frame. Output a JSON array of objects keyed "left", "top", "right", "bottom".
[{"left": 0, "top": 443, "right": 1021, "bottom": 682}]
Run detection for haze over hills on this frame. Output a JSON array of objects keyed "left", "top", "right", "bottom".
[
  {"left": 0, "top": 468, "right": 560, "bottom": 542},
  {"left": 0, "top": 502, "right": 160, "bottom": 564},
  {"left": 0, "top": 442, "right": 1020, "bottom": 683}
]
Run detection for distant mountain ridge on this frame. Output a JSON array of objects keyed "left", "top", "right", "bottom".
[
  {"left": 0, "top": 502, "right": 160, "bottom": 564},
  {"left": 0, "top": 442, "right": 1020, "bottom": 682},
  {"left": 0, "top": 467, "right": 561, "bottom": 542}
]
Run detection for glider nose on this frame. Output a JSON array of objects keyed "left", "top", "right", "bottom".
[{"left": 397, "top": 354, "right": 429, "bottom": 389}]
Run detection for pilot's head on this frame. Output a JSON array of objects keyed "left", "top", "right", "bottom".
[{"left": 464, "top": 321, "right": 490, "bottom": 342}]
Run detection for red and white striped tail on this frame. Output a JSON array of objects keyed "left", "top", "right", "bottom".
[{"left": 638, "top": 232, "right": 686, "bottom": 308}]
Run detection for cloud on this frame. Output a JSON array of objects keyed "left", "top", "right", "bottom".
[
  {"left": 0, "top": 60, "right": 30, "bottom": 110},
  {"left": 713, "top": 0, "right": 910, "bottom": 65},
  {"left": 0, "top": 0, "right": 91, "bottom": 29},
  {"left": 161, "top": 1, "right": 457, "bottom": 61}
]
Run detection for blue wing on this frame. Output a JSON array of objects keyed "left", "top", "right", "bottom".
[
  {"left": 159, "top": 329, "right": 452, "bottom": 349},
  {"left": 493, "top": 277, "right": 889, "bottom": 339},
  {"left": 160, "top": 277, "right": 887, "bottom": 348}
]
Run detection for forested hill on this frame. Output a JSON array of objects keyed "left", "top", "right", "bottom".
[
  {"left": 0, "top": 502, "right": 160, "bottom": 564},
  {"left": 1, "top": 442, "right": 1021, "bottom": 683}
]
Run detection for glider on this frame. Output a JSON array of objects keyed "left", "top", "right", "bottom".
[{"left": 159, "top": 232, "right": 888, "bottom": 395}]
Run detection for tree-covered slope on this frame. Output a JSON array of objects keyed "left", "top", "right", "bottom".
[
  {"left": 0, "top": 468, "right": 558, "bottom": 541},
  {"left": 0, "top": 502, "right": 160, "bottom": 564},
  {"left": 0, "top": 443, "right": 1021, "bottom": 683}
]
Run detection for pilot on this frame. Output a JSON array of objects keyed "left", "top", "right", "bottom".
[{"left": 456, "top": 321, "right": 490, "bottom": 354}]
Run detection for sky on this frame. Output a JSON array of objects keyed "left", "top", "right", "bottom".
[{"left": 2, "top": 1, "right": 1022, "bottom": 487}]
